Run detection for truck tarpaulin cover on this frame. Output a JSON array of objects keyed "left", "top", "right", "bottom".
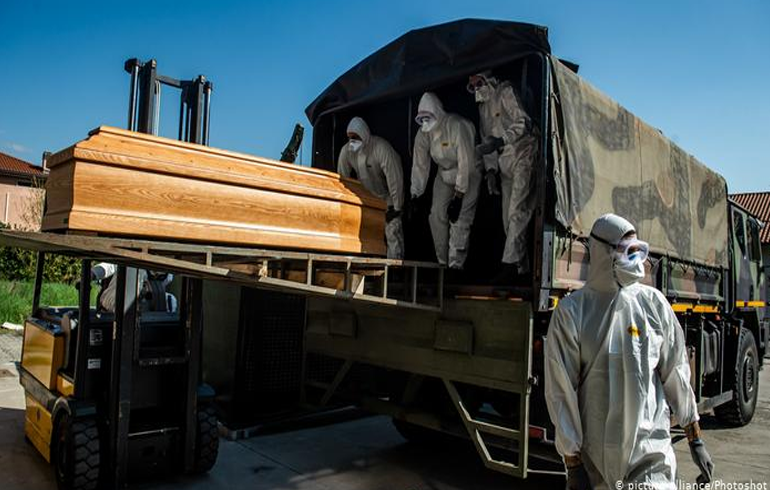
[
  {"left": 550, "top": 56, "right": 729, "bottom": 268},
  {"left": 305, "top": 19, "right": 551, "bottom": 123}
]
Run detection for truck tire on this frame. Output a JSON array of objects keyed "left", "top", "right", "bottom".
[
  {"left": 53, "top": 414, "right": 100, "bottom": 490},
  {"left": 715, "top": 327, "right": 759, "bottom": 427},
  {"left": 192, "top": 405, "right": 219, "bottom": 473}
]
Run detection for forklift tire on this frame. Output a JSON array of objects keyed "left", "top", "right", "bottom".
[
  {"left": 192, "top": 405, "right": 219, "bottom": 474},
  {"left": 53, "top": 414, "right": 100, "bottom": 490},
  {"left": 715, "top": 327, "right": 759, "bottom": 427}
]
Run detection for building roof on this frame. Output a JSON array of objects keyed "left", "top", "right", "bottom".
[
  {"left": 731, "top": 191, "right": 770, "bottom": 244},
  {"left": 0, "top": 151, "right": 46, "bottom": 180}
]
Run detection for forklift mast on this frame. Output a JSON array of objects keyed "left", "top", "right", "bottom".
[{"left": 124, "top": 58, "right": 213, "bottom": 145}]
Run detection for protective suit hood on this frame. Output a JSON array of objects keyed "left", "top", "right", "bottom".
[
  {"left": 417, "top": 92, "right": 447, "bottom": 125},
  {"left": 346, "top": 116, "right": 371, "bottom": 146},
  {"left": 586, "top": 213, "right": 636, "bottom": 292}
]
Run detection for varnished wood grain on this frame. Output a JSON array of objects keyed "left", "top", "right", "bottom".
[{"left": 42, "top": 127, "right": 386, "bottom": 256}]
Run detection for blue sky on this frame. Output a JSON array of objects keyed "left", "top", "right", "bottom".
[{"left": 1, "top": 0, "right": 768, "bottom": 192}]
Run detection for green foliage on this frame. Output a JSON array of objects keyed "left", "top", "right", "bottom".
[
  {"left": 0, "top": 247, "right": 81, "bottom": 284},
  {"left": 0, "top": 223, "right": 81, "bottom": 284},
  {"left": 0, "top": 280, "right": 81, "bottom": 325}
]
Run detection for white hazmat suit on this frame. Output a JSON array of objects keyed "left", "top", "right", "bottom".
[
  {"left": 545, "top": 214, "right": 699, "bottom": 489},
  {"left": 338, "top": 117, "right": 405, "bottom": 259},
  {"left": 411, "top": 92, "right": 481, "bottom": 269},
  {"left": 474, "top": 74, "right": 539, "bottom": 271},
  {"left": 92, "top": 263, "right": 177, "bottom": 313}
]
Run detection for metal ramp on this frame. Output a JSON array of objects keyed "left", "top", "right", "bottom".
[{"left": 0, "top": 230, "right": 444, "bottom": 311}]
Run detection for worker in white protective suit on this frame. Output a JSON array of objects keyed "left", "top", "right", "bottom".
[
  {"left": 545, "top": 214, "right": 714, "bottom": 490},
  {"left": 469, "top": 72, "right": 539, "bottom": 278},
  {"left": 338, "top": 117, "right": 404, "bottom": 259},
  {"left": 91, "top": 263, "right": 177, "bottom": 314},
  {"left": 410, "top": 92, "right": 481, "bottom": 269}
]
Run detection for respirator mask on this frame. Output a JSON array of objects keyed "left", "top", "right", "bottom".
[{"left": 611, "top": 238, "right": 649, "bottom": 287}]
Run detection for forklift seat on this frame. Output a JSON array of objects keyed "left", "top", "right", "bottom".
[{"left": 60, "top": 312, "right": 75, "bottom": 373}]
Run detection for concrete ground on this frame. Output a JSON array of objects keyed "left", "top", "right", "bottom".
[{"left": 1, "top": 359, "right": 769, "bottom": 490}]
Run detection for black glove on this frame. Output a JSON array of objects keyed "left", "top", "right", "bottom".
[
  {"left": 565, "top": 463, "right": 592, "bottom": 490},
  {"left": 447, "top": 193, "right": 463, "bottom": 223},
  {"left": 476, "top": 136, "right": 504, "bottom": 155},
  {"left": 485, "top": 169, "right": 500, "bottom": 196},
  {"left": 385, "top": 206, "right": 401, "bottom": 223},
  {"left": 689, "top": 439, "right": 714, "bottom": 484}
]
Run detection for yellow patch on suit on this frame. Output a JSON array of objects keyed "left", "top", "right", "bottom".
[{"left": 627, "top": 325, "right": 640, "bottom": 338}]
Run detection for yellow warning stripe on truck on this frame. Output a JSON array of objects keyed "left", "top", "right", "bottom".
[
  {"left": 671, "top": 303, "right": 720, "bottom": 314},
  {"left": 672, "top": 301, "right": 764, "bottom": 313},
  {"left": 735, "top": 300, "right": 766, "bottom": 308}
]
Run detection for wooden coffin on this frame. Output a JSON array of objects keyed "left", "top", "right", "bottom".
[{"left": 42, "top": 126, "right": 386, "bottom": 256}]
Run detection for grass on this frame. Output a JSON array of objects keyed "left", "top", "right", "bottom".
[{"left": 0, "top": 280, "right": 81, "bottom": 325}]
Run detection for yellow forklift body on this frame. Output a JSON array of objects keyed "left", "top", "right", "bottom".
[
  {"left": 21, "top": 319, "right": 66, "bottom": 390},
  {"left": 24, "top": 394, "right": 53, "bottom": 462},
  {"left": 57, "top": 374, "right": 75, "bottom": 397}
]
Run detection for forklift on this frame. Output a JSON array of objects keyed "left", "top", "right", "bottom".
[{"left": 19, "top": 59, "right": 219, "bottom": 490}]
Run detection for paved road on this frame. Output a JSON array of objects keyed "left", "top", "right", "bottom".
[{"left": 2, "top": 361, "right": 769, "bottom": 490}]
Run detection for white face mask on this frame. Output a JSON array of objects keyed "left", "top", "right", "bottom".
[
  {"left": 475, "top": 85, "right": 491, "bottom": 103},
  {"left": 613, "top": 253, "right": 645, "bottom": 287},
  {"left": 349, "top": 140, "right": 363, "bottom": 152},
  {"left": 420, "top": 117, "right": 437, "bottom": 133}
]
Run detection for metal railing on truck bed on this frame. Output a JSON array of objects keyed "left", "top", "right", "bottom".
[{"left": 0, "top": 230, "right": 444, "bottom": 312}]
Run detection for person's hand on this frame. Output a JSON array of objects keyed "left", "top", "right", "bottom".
[
  {"left": 447, "top": 192, "right": 464, "bottom": 223},
  {"left": 565, "top": 463, "right": 592, "bottom": 490},
  {"left": 689, "top": 439, "right": 714, "bottom": 484},
  {"left": 485, "top": 170, "right": 500, "bottom": 196},
  {"left": 385, "top": 206, "right": 401, "bottom": 223},
  {"left": 476, "top": 136, "right": 504, "bottom": 155}
]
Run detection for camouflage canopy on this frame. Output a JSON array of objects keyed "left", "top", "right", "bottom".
[{"left": 550, "top": 56, "right": 729, "bottom": 268}]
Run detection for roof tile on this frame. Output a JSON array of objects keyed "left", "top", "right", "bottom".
[{"left": 0, "top": 151, "right": 46, "bottom": 178}]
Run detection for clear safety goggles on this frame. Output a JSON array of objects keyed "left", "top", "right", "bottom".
[
  {"left": 415, "top": 112, "right": 435, "bottom": 126},
  {"left": 590, "top": 233, "right": 650, "bottom": 264},
  {"left": 466, "top": 75, "right": 488, "bottom": 93},
  {"left": 614, "top": 238, "right": 650, "bottom": 264}
]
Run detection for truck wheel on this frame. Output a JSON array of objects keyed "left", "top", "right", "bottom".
[
  {"left": 53, "top": 414, "right": 100, "bottom": 490},
  {"left": 192, "top": 405, "right": 219, "bottom": 473},
  {"left": 715, "top": 327, "right": 759, "bottom": 427}
]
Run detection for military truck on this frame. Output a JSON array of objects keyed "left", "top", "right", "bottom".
[{"left": 300, "top": 19, "right": 768, "bottom": 477}]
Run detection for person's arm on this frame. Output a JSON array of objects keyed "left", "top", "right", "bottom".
[
  {"left": 162, "top": 273, "right": 174, "bottom": 288},
  {"left": 656, "top": 291, "right": 699, "bottom": 429},
  {"left": 476, "top": 111, "right": 498, "bottom": 173},
  {"left": 499, "top": 85, "right": 530, "bottom": 146},
  {"left": 410, "top": 131, "right": 431, "bottom": 198},
  {"left": 655, "top": 291, "right": 714, "bottom": 483},
  {"left": 337, "top": 144, "right": 354, "bottom": 179},
  {"left": 544, "top": 304, "right": 584, "bottom": 462},
  {"left": 453, "top": 118, "right": 476, "bottom": 195},
  {"left": 377, "top": 140, "right": 404, "bottom": 211},
  {"left": 92, "top": 262, "right": 117, "bottom": 281}
]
